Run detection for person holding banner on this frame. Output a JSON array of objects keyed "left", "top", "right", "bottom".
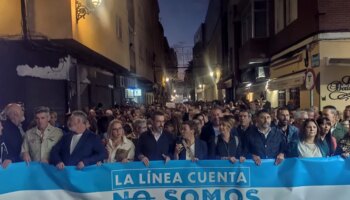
[
  {"left": 0, "top": 103, "right": 25, "bottom": 169},
  {"left": 335, "top": 127, "right": 350, "bottom": 158},
  {"left": 200, "top": 107, "right": 223, "bottom": 159},
  {"left": 242, "top": 109, "right": 287, "bottom": 166},
  {"left": 21, "top": 106, "right": 63, "bottom": 164},
  {"left": 216, "top": 116, "right": 242, "bottom": 163},
  {"left": 106, "top": 119, "right": 135, "bottom": 163},
  {"left": 50, "top": 111, "right": 107, "bottom": 170},
  {"left": 135, "top": 111, "right": 176, "bottom": 166},
  {"left": 232, "top": 109, "right": 253, "bottom": 158},
  {"left": 276, "top": 107, "right": 299, "bottom": 158},
  {"left": 297, "top": 119, "right": 323, "bottom": 158},
  {"left": 174, "top": 121, "right": 207, "bottom": 161},
  {"left": 317, "top": 117, "right": 336, "bottom": 157},
  {"left": 322, "top": 105, "right": 347, "bottom": 143}
]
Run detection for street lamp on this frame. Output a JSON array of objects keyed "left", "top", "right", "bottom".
[
  {"left": 91, "top": 0, "right": 102, "bottom": 7},
  {"left": 166, "top": 77, "right": 169, "bottom": 82},
  {"left": 173, "top": 89, "right": 176, "bottom": 93},
  {"left": 76, "top": 0, "right": 102, "bottom": 23},
  {"left": 210, "top": 71, "right": 214, "bottom": 77}
]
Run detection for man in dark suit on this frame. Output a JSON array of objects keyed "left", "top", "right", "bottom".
[
  {"left": 0, "top": 103, "right": 25, "bottom": 169},
  {"left": 50, "top": 111, "right": 107, "bottom": 170},
  {"left": 135, "top": 111, "right": 175, "bottom": 166},
  {"left": 200, "top": 107, "right": 223, "bottom": 159}
]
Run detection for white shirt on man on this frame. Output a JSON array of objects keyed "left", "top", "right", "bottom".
[
  {"left": 70, "top": 133, "right": 83, "bottom": 154},
  {"left": 185, "top": 143, "right": 195, "bottom": 160}
]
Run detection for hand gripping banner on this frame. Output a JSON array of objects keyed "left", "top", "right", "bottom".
[{"left": 1, "top": 157, "right": 350, "bottom": 200}]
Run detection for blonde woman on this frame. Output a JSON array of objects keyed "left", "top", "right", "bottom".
[
  {"left": 216, "top": 116, "right": 241, "bottom": 163},
  {"left": 106, "top": 119, "right": 135, "bottom": 163}
]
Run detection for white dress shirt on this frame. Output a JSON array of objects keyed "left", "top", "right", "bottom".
[{"left": 70, "top": 133, "right": 83, "bottom": 154}]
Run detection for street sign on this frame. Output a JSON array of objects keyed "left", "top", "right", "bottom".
[{"left": 305, "top": 69, "right": 316, "bottom": 90}]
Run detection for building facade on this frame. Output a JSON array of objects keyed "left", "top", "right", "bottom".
[
  {"left": 193, "top": 0, "right": 350, "bottom": 111},
  {"left": 0, "top": 0, "right": 174, "bottom": 120}
]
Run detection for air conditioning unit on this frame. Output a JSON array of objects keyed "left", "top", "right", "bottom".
[{"left": 325, "top": 57, "right": 350, "bottom": 67}]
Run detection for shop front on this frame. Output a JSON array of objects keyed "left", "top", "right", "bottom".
[
  {"left": 319, "top": 39, "right": 350, "bottom": 112},
  {"left": 268, "top": 33, "right": 350, "bottom": 111},
  {"left": 269, "top": 39, "right": 320, "bottom": 109}
]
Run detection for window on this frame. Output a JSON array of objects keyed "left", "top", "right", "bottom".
[
  {"left": 241, "top": 0, "right": 269, "bottom": 44},
  {"left": 241, "top": 5, "right": 252, "bottom": 44},
  {"left": 286, "top": 0, "right": 298, "bottom": 25},
  {"left": 253, "top": 0, "right": 268, "bottom": 38},
  {"left": 274, "top": 0, "right": 298, "bottom": 34},
  {"left": 274, "top": 0, "right": 285, "bottom": 33},
  {"left": 116, "top": 15, "right": 123, "bottom": 40},
  {"left": 278, "top": 90, "right": 286, "bottom": 107},
  {"left": 289, "top": 88, "right": 300, "bottom": 108}
]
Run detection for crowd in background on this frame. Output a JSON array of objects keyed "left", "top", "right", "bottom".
[{"left": 1, "top": 99, "right": 350, "bottom": 170}]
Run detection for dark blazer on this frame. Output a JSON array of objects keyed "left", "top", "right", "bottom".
[
  {"left": 135, "top": 130, "right": 176, "bottom": 161},
  {"left": 200, "top": 122, "right": 217, "bottom": 159},
  {"left": 244, "top": 126, "right": 287, "bottom": 159},
  {"left": 232, "top": 125, "right": 254, "bottom": 154},
  {"left": 50, "top": 130, "right": 107, "bottom": 166},
  {"left": 0, "top": 120, "right": 23, "bottom": 162},
  {"left": 177, "top": 138, "right": 208, "bottom": 160}
]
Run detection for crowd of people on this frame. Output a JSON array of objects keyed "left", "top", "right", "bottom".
[{"left": 0, "top": 100, "right": 350, "bottom": 170}]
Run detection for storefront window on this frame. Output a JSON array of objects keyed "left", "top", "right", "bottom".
[
  {"left": 289, "top": 88, "right": 300, "bottom": 108},
  {"left": 278, "top": 90, "right": 286, "bottom": 107}
]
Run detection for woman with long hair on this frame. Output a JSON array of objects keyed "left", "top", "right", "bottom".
[
  {"left": 105, "top": 119, "right": 135, "bottom": 163},
  {"left": 297, "top": 119, "right": 323, "bottom": 158},
  {"left": 316, "top": 117, "right": 337, "bottom": 156}
]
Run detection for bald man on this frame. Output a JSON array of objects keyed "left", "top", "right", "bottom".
[{"left": 0, "top": 103, "right": 25, "bottom": 168}]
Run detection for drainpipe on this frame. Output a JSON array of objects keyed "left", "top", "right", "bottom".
[{"left": 20, "top": 0, "right": 28, "bottom": 41}]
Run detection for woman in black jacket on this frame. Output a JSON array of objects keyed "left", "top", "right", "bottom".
[{"left": 216, "top": 116, "right": 242, "bottom": 163}]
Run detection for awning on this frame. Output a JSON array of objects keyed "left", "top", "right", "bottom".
[
  {"left": 268, "top": 72, "right": 305, "bottom": 91},
  {"left": 218, "top": 79, "right": 233, "bottom": 89},
  {"left": 236, "top": 81, "right": 268, "bottom": 95}
]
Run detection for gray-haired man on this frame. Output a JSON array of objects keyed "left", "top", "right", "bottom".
[{"left": 22, "top": 106, "right": 63, "bottom": 164}]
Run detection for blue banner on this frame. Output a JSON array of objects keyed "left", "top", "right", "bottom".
[{"left": 1, "top": 157, "right": 350, "bottom": 200}]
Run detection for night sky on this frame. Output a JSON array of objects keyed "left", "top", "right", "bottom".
[{"left": 158, "top": 0, "right": 209, "bottom": 48}]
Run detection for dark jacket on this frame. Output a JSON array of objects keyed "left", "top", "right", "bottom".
[
  {"left": 244, "top": 126, "right": 287, "bottom": 159},
  {"left": 200, "top": 122, "right": 217, "bottom": 159},
  {"left": 232, "top": 125, "right": 254, "bottom": 154},
  {"left": 135, "top": 130, "right": 176, "bottom": 161},
  {"left": 216, "top": 133, "right": 242, "bottom": 159},
  {"left": 332, "top": 123, "right": 347, "bottom": 143},
  {"left": 276, "top": 124, "right": 299, "bottom": 158},
  {"left": 177, "top": 138, "right": 208, "bottom": 160},
  {"left": 50, "top": 130, "right": 107, "bottom": 166},
  {"left": 0, "top": 120, "right": 23, "bottom": 162}
]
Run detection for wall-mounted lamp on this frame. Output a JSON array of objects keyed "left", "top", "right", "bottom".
[{"left": 76, "top": 0, "right": 102, "bottom": 23}]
